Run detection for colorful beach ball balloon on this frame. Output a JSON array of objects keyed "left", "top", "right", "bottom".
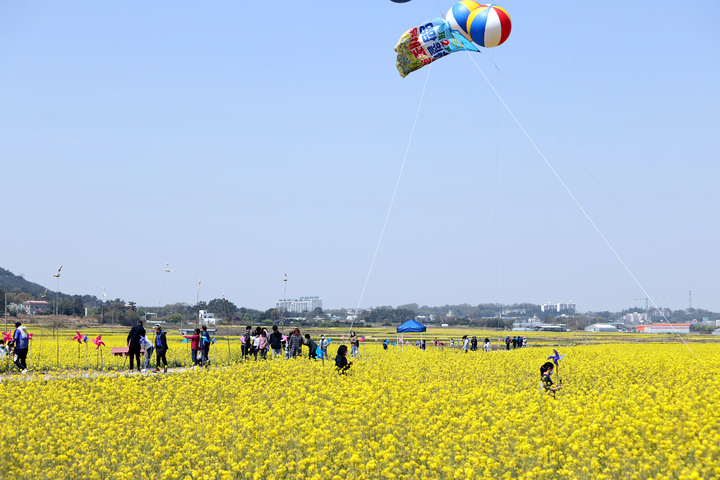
[{"left": 446, "top": 2, "right": 512, "bottom": 48}]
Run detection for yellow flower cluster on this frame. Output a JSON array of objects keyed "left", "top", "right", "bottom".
[{"left": 1, "top": 342, "right": 718, "bottom": 479}]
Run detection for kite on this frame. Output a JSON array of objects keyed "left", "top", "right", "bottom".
[{"left": 395, "top": 2, "right": 511, "bottom": 78}]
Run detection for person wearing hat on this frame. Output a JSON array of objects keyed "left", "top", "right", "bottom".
[
  {"left": 153, "top": 324, "right": 169, "bottom": 373},
  {"left": 126, "top": 320, "right": 146, "bottom": 372},
  {"left": 318, "top": 334, "right": 329, "bottom": 359}
]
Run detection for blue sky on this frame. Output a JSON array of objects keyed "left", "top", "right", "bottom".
[{"left": 1, "top": 0, "right": 718, "bottom": 313}]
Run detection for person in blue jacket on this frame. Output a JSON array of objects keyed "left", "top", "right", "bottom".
[
  {"left": 12, "top": 322, "right": 30, "bottom": 373},
  {"left": 200, "top": 325, "right": 212, "bottom": 366}
]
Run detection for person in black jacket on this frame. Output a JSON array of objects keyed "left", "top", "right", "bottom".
[
  {"left": 241, "top": 325, "right": 252, "bottom": 359},
  {"left": 269, "top": 325, "right": 283, "bottom": 358},
  {"left": 335, "top": 345, "right": 351, "bottom": 374},
  {"left": 153, "top": 324, "right": 169, "bottom": 373},
  {"left": 304, "top": 334, "right": 318, "bottom": 360},
  {"left": 126, "top": 320, "right": 146, "bottom": 372},
  {"left": 470, "top": 336, "right": 478, "bottom": 351}
]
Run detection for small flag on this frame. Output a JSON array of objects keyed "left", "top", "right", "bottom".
[
  {"left": 361, "top": 336, "right": 365, "bottom": 342},
  {"left": 28, "top": 333, "right": 33, "bottom": 340}
]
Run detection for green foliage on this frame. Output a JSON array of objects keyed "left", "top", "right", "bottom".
[
  {"left": 165, "top": 313, "right": 183, "bottom": 323},
  {"left": 361, "top": 308, "right": 416, "bottom": 325}
]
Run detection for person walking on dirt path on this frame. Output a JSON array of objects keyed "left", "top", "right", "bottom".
[
  {"left": 11, "top": 322, "right": 29, "bottom": 373},
  {"left": 183, "top": 328, "right": 201, "bottom": 367},
  {"left": 126, "top": 320, "right": 146, "bottom": 372},
  {"left": 153, "top": 324, "right": 169, "bottom": 373}
]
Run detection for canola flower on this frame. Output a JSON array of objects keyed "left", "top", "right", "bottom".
[{"left": 1, "top": 342, "right": 718, "bottom": 479}]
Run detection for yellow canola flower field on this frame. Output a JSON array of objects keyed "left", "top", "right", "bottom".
[{"left": 1, "top": 343, "right": 718, "bottom": 479}]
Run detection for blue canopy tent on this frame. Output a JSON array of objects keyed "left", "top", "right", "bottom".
[{"left": 396, "top": 319, "right": 427, "bottom": 351}]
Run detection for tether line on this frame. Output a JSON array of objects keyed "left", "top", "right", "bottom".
[
  {"left": 479, "top": 52, "right": 715, "bottom": 313},
  {"left": 350, "top": 64, "right": 433, "bottom": 336},
  {"left": 465, "top": 51, "right": 699, "bottom": 360}
]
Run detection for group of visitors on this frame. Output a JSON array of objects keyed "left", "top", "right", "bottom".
[
  {"left": 505, "top": 335, "right": 527, "bottom": 350},
  {"left": 0, "top": 322, "right": 30, "bottom": 373}
]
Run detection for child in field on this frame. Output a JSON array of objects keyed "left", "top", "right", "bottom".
[{"left": 540, "top": 361, "right": 562, "bottom": 395}]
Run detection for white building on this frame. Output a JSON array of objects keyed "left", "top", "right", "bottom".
[
  {"left": 622, "top": 312, "right": 647, "bottom": 324},
  {"left": 276, "top": 296, "right": 322, "bottom": 313},
  {"left": 585, "top": 324, "right": 618, "bottom": 333},
  {"left": 541, "top": 301, "right": 576, "bottom": 313},
  {"left": 198, "top": 310, "right": 217, "bottom": 325}
]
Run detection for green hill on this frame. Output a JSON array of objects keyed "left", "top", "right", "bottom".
[{"left": 0, "top": 267, "right": 100, "bottom": 307}]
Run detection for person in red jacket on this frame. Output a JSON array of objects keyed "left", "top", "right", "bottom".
[{"left": 183, "top": 328, "right": 201, "bottom": 367}]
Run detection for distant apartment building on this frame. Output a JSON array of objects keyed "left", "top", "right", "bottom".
[
  {"left": 651, "top": 309, "right": 671, "bottom": 318},
  {"left": 276, "top": 296, "right": 322, "bottom": 313},
  {"left": 541, "top": 301, "right": 576, "bottom": 313},
  {"left": 622, "top": 312, "right": 647, "bottom": 323},
  {"left": 502, "top": 308, "right": 526, "bottom": 315},
  {"left": 23, "top": 300, "right": 50, "bottom": 314}
]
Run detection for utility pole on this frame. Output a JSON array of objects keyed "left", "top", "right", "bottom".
[{"left": 689, "top": 290, "right": 692, "bottom": 311}]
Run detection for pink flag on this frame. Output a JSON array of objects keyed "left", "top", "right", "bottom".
[
  {"left": 72, "top": 331, "right": 83, "bottom": 344},
  {"left": 361, "top": 336, "right": 365, "bottom": 342},
  {"left": 93, "top": 335, "right": 106, "bottom": 350},
  {"left": 28, "top": 333, "right": 33, "bottom": 340}
]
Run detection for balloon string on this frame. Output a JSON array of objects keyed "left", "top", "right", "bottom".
[
  {"left": 478, "top": 53, "right": 716, "bottom": 314},
  {"left": 351, "top": 63, "right": 433, "bottom": 333},
  {"left": 464, "top": 50, "right": 700, "bottom": 361}
]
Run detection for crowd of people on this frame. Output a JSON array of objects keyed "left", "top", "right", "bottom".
[{"left": 1, "top": 319, "right": 534, "bottom": 378}]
